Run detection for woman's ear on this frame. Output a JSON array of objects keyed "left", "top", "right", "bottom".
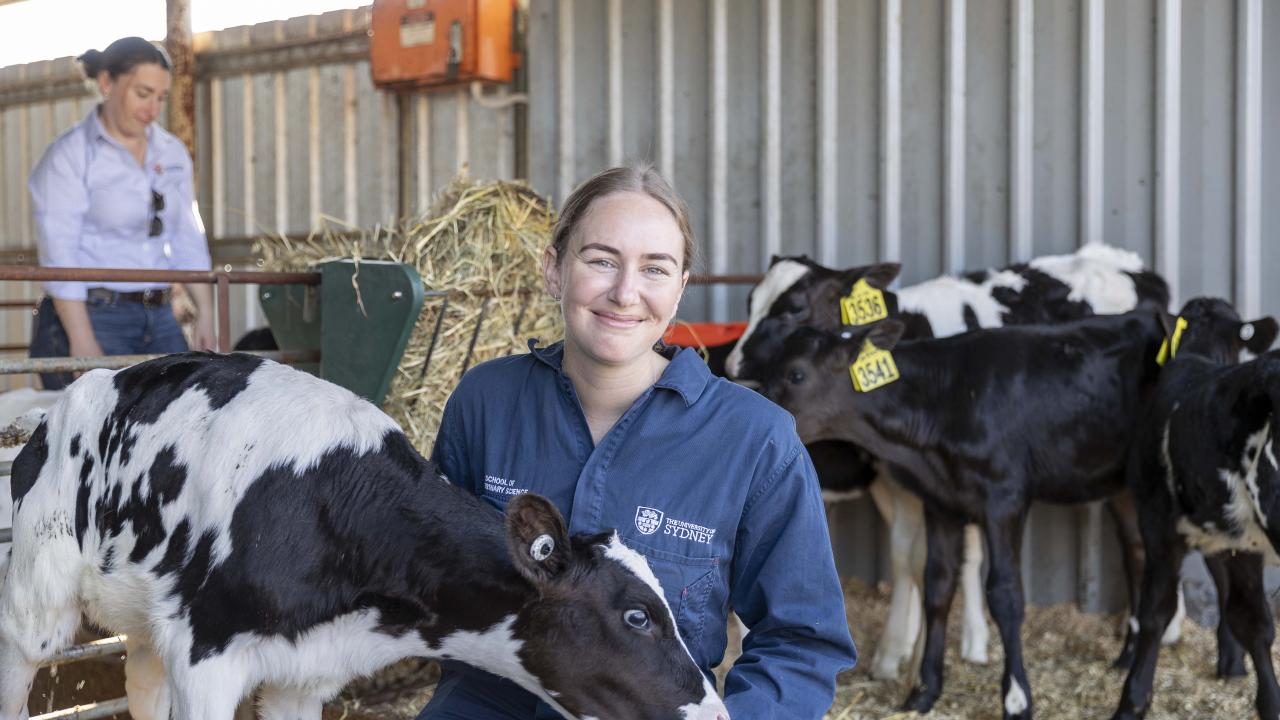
[
  {"left": 542, "top": 245, "right": 562, "bottom": 300},
  {"left": 670, "top": 270, "right": 690, "bottom": 319},
  {"left": 96, "top": 71, "right": 113, "bottom": 98}
]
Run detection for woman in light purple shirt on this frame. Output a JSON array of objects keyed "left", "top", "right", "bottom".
[{"left": 28, "top": 36, "right": 214, "bottom": 389}]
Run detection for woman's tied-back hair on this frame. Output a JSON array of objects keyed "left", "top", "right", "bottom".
[
  {"left": 551, "top": 165, "right": 697, "bottom": 271},
  {"left": 79, "top": 37, "right": 171, "bottom": 80}
]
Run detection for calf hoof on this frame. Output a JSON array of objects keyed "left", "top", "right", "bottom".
[
  {"left": 961, "top": 641, "right": 989, "bottom": 665},
  {"left": 961, "top": 624, "right": 990, "bottom": 665},
  {"left": 902, "top": 686, "right": 938, "bottom": 714},
  {"left": 1215, "top": 631, "right": 1247, "bottom": 679},
  {"left": 869, "top": 652, "right": 903, "bottom": 681},
  {"left": 1216, "top": 649, "right": 1247, "bottom": 679}
]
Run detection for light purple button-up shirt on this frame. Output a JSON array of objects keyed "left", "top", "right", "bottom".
[{"left": 28, "top": 107, "right": 211, "bottom": 301}]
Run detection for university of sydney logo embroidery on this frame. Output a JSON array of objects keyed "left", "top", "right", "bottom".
[{"left": 635, "top": 506, "right": 664, "bottom": 535}]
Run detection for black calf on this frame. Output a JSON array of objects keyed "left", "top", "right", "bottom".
[
  {"left": 1113, "top": 298, "right": 1279, "bottom": 720},
  {"left": 764, "top": 313, "right": 1167, "bottom": 720}
]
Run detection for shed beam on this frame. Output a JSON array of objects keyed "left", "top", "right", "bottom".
[{"left": 166, "top": 0, "right": 196, "bottom": 161}]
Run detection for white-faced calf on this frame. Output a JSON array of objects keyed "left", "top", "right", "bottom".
[
  {"left": 1113, "top": 298, "right": 1279, "bottom": 720},
  {"left": 764, "top": 313, "right": 1166, "bottom": 720},
  {"left": 0, "top": 353, "right": 728, "bottom": 720}
]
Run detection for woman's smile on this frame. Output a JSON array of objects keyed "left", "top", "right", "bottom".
[{"left": 592, "top": 310, "right": 646, "bottom": 329}]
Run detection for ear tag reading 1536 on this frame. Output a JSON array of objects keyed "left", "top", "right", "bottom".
[
  {"left": 1155, "top": 316, "right": 1189, "bottom": 366},
  {"left": 840, "top": 279, "right": 889, "bottom": 326},
  {"left": 850, "top": 339, "right": 900, "bottom": 392}
]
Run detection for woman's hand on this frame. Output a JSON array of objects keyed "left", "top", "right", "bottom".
[
  {"left": 183, "top": 282, "right": 218, "bottom": 351},
  {"left": 192, "top": 314, "right": 216, "bottom": 351}
]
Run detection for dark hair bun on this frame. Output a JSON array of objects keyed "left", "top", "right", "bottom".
[
  {"left": 77, "top": 38, "right": 169, "bottom": 81},
  {"left": 78, "top": 49, "right": 105, "bottom": 79}
]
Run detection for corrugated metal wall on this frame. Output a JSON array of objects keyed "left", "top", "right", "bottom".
[
  {"left": 526, "top": 0, "right": 1280, "bottom": 614},
  {"left": 193, "top": 7, "right": 516, "bottom": 241}
]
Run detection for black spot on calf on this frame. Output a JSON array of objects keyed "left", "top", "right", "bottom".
[
  {"left": 148, "top": 446, "right": 187, "bottom": 505},
  {"left": 11, "top": 422, "right": 48, "bottom": 509},
  {"left": 154, "top": 519, "right": 191, "bottom": 578}
]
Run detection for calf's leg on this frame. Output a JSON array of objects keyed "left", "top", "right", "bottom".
[
  {"left": 124, "top": 636, "right": 171, "bottom": 720},
  {"left": 1220, "top": 552, "right": 1280, "bottom": 720},
  {"left": 984, "top": 510, "right": 1031, "bottom": 720},
  {"left": 1203, "top": 552, "right": 1247, "bottom": 678},
  {"left": 1107, "top": 492, "right": 1148, "bottom": 668},
  {"left": 901, "top": 507, "right": 964, "bottom": 714},
  {"left": 169, "top": 658, "right": 251, "bottom": 720},
  {"left": 959, "top": 523, "right": 989, "bottom": 665},
  {"left": 868, "top": 477, "right": 922, "bottom": 681},
  {"left": 0, "top": 637, "right": 34, "bottom": 720},
  {"left": 1111, "top": 535, "right": 1185, "bottom": 720},
  {"left": 0, "top": 538, "right": 82, "bottom": 720},
  {"left": 258, "top": 686, "right": 325, "bottom": 720}
]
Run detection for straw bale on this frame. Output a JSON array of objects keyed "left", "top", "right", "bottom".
[{"left": 255, "top": 178, "right": 562, "bottom": 452}]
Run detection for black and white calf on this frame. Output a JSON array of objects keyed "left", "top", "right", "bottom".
[
  {"left": 0, "top": 353, "right": 728, "bottom": 720},
  {"left": 1114, "top": 299, "right": 1279, "bottom": 720},
  {"left": 727, "top": 243, "right": 1173, "bottom": 680},
  {"left": 726, "top": 242, "right": 1166, "bottom": 383},
  {"left": 763, "top": 312, "right": 1167, "bottom": 719}
]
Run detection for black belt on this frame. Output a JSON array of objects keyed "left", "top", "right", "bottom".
[{"left": 86, "top": 287, "right": 171, "bottom": 306}]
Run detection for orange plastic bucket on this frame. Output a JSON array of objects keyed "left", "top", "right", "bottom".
[{"left": 662, "top": 321, "right": 748, "bottom": 348}]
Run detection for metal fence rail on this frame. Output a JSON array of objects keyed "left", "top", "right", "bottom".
[
  {"left": 0, "top": 265, "right": 321, "bottom": 356},
  {"left": 31, "top": 698, "right": 130, "bottom": 720}
]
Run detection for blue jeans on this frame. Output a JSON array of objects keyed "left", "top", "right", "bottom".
[
  {"left": 30, "top": 296, "right": 188, "bottom": 389},
  {"left": 417, "top": 665, "right": 539, "bottom": 720}
]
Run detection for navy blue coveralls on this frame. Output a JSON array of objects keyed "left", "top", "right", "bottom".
[{"left": 419, "top": 341, "right": 856, "bottom": 719}]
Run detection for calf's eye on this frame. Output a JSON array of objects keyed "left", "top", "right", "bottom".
[
  {"left": 623, "top": 608, "right": 651, "bottom": 630},
  {"left": 787, "top": 369, "right": 805, "bottom": 384}
]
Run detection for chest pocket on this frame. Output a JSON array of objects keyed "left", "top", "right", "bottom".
[{"left": 623, "top": 536, "right": 724, "bottom": 654}]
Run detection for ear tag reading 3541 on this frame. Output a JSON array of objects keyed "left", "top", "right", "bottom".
[
  {"left": 840, "top": 279, "right": 889, "bottom": 326},
  {"left": 850, "top": 339, "right": 900, "bottom": 392},
  {"left": 1156, "top": 316, "right": 1188, "bottom": 366}
]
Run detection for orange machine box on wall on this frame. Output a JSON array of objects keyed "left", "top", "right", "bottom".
[{"left": 370, "top": 0, "right": 520, "bottom": 90}]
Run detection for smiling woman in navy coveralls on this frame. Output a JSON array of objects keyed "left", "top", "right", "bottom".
[{"left": 418, "top": 166, "right": 856, "bottom": 720}]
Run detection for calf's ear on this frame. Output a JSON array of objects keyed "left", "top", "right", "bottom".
[
  {"left": 505, "top": 493, "right": 572, "bottom": 587},
  {"left": 1243, "top": 317, "right": 1279, "bottom": 355},
  {"left": 859, "top": 262, "right": 902, "bottom": 290},
  {"left": 867, "top": 319, "right": 906, "bottom": 352}
]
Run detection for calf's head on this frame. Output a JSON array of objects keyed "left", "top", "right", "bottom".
[
  {"left": 1165, "top": 297, "right": 1278, "bottom": 364},
  {"left": 502, "top": 494, "right": 729, "bottom": 720},
  {"left": 762, "top": 321, "right": 907, "bottom": 445},
  {"left": 727, "top": 258, "right": 900, "bottom": 384}
]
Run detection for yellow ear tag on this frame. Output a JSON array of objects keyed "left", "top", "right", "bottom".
[
  {"left": 1156, "top": 316, "right": 1189, "bottom": 366},
  {"left": 849, "top": 339, "right": 900, "bottom": 392},
  {"left": 840, "top": 278, "right": 890, "bottom": 326}
]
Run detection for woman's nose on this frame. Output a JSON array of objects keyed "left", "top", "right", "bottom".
[{"left": 608, "top": 269, "right": 640, "bottom": 305}]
